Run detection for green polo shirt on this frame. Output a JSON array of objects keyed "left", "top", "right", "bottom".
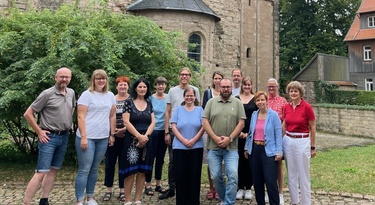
[{"left": 203, "top": 95, "right": 246, "bottom": 150}]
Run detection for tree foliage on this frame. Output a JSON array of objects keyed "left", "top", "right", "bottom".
[
  {"left": 279, "top": 0, "right": 361, "bottom": 92},
  {"left": 0, "top": 4, "right": 200, "bottom": 154}
]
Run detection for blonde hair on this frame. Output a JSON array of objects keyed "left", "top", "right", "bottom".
[
  {"left": 89, "top": 69, "right": 109, "bottom": 93},
  {"left": 240, "top": 76, "right": 254, "bottom": 94},
  {"left": 286, "top": 81, "right": 305, "bottom": 97}
]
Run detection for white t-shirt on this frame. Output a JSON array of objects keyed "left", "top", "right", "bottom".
[{"left": 76, "top": 90, "right": 116, "bottom": 139}]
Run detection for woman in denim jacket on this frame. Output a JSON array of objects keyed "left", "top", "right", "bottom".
[{"left": 245, "top": 91, "right": 282, "bottom": 205}]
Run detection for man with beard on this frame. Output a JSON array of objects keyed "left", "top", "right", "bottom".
[
  {"left": 203, "top": 78, "right": 246, "bottom": 205},
  {"left": 231, "top": 68, "right": 243, "bottom": 96},
  {"left": 23, "top": 67, "right": 76, "bottom": 205}
]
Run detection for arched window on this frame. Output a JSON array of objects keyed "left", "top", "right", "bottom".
[
  {"left": 187, "top": 34, "right": 202, "bottom": 64},
  {"left": 246, "top": 48, "right": 251, "bottom": 58}
]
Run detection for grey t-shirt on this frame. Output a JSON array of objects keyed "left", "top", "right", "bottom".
[{"left": 31, "top": 85, "right": 76, "bottom": 131}]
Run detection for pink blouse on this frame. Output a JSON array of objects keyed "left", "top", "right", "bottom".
[{"left": 253, "top": 119, "right": 265, "bottom": 141}]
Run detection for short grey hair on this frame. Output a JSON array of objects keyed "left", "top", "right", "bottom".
[{"left": 268, "top": 78, "right": 279, "bottom": 87}]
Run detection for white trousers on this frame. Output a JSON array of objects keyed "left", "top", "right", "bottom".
[{"left": 283, "top": 136, "right": 311, "bottom": 205}]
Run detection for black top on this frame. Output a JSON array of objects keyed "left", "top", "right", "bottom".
[{"left": 236, "top": 95, "right": 257, "bottom": 133}]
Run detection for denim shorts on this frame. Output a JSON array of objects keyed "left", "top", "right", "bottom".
[{"left": 35, "top": 132, "right": 69, "bottom": 172}]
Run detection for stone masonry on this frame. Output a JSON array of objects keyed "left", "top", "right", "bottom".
[{"left": 0, "top": 0, "right": 280, "bottom": 91}]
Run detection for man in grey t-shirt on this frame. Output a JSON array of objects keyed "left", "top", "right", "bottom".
[
  {"left": 159, "top": 67, "right": 200, "bottom": 200},
  {"left": 23, "top": 67, "right": 75, "bottom": 205}
]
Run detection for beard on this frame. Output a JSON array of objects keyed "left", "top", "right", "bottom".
[{"left": 220, "top": 91, "right": 232, "bottom": 100}]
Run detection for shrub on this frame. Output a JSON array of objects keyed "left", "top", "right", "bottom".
[{"left": 0, "top": 140, "right": 24, "bottom": 161}]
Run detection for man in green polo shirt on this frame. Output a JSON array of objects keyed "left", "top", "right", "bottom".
[{"left": 203, "top": 78, "right": 246, "bottom": 205}]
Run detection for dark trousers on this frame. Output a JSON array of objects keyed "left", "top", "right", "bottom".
[
  {"left": 104, "top": 136, "right": 125, "bottom": 188},
  {"left": 238, "top": 138, "right": 253, "bottom": 189},
  {"left": 173, "top": 148, "right": 203, "bottom": 205},
  {"left": 250, "top": 143, "right": 279, "bottom": 205},
  {"left": 167, "top": 130, "right": 176, "bottom": 190},
  {"left": 145, "top": 130, "right": 168, "bottom": 182}
]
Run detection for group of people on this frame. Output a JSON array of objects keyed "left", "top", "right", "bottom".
[{"left": 22, "top": 66, "right": 316, "bottom": 205}]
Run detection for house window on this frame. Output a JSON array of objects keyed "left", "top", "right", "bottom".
[
  {"left": 365, "top": 78, "right": 373, "bottom": 91},
  {"left": 187, "top": 34, "right": 202, "bottom": 63},
  {"left": 363, "top": 46, "right": 372, "bottom": 61},
  {"left": 368, "top": 16, "right": 375, "bottom": 28}
]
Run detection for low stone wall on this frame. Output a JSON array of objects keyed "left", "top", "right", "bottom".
[{"left": 314, "top": 106, "right": 375, "bottom": 138}]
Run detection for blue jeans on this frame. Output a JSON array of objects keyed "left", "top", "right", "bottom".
[
  {"left": 75, "top": 136, "right": 108, "bottom": 201},
  {"left": 207, "top": 149, "right": 239, "bottom": 205},
  {"left": 36, "top": 132, "right": 69, "bottom": 172}
]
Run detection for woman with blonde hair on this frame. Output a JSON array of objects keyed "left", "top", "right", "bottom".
[
  {"left": 75, "top": 69, "right": 116, "bottom": 205},
  {"left": 235, "top": 76, "right": 257, "bottom": 200},
  {"left": 283, "top": 81, "right": 316, "bottom": 205}
]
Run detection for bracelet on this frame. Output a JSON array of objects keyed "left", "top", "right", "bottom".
[{"left": 311, "top": 146, "right": 316, "bottom": 150}]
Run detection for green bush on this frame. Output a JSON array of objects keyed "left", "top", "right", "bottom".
[
  {"left": 314, "top": 80, "right": 375, "bottom": 106},
  {"left": 0, "top": 140, "right": 23, "bottom": 161}
]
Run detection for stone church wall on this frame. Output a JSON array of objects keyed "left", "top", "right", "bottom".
[{"left": 0, "top": 0, "right": 280, "bottom": 91}]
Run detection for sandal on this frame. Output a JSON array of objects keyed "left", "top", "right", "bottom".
[
  {"left": 155, "top": 185, "right": 167, "bottom": 193},
  {"left": 206, "top": 190, "right": 215, "bottom": 200},
  {"left": 144, "top": 187, "right": 154, "bottom": 195},
  {"left": 118, "top": 192, "right": 125, "bottom": 201},
  {"left": 102, "top": 192, "right": 112, "bottom": 201}
]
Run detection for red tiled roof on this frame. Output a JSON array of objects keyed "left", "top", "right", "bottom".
[
  {"left": 357, "top": 0, "right": 375, "bottom": 13},
  {"left": 344, "top": 0, "right": 375, "bottom": 42}
]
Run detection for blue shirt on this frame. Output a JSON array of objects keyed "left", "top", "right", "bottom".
[
  {"left": 171, "top": 106, "right": 204, "bottom": 150},
  {"left": 150, "top": 94, "right": 167, "bottom": 130}
]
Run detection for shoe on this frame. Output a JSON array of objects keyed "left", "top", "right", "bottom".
[
  {"left": 158, "top": 189, "right": 175, "bottom": 200},
  {"left": 244, "top": 190, "right": 252, "bottom": 200},
  {"left": 77, "top": 203, "right": 83, "bottom": 205},
  {"left": 206, "top": 190, "right": 215, "bottom": 200},
  {"left": 265, "top": 193, "right": 269, "bottom": 203},
  {"left": 236, "top": 189, "right": 244, "bottom": 200},
  {"left": 279, "top": 194, "right": 284, "bottom": 205},
  {"left": 102, "top": 192, "right": 112, "bottom": 201},
  {"left": 86, "top": 199, "right": 98, "bottom": 205},
  {"left": 155, "top": 186, "right": 167, "bottom": 193},
  {"left": 216, "top": 202, "right": 224, "bottom": 205}
]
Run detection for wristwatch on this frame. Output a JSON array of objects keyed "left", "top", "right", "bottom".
[
  {"left": 229, "top": 136, "right": 233, "bottom": 142},
  {"left": 311, "top": 146, "right": 316, "bottom": 150}
]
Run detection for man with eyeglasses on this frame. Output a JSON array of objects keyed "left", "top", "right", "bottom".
[
  {"left": 160, "top": 67, "right": 200, "bottom": 200},
  {"left": 267, "top": 78, "right": 287, "bottom": 205},
  {"left": 203, "top": 78, "right": 246, "bottom": 205},
  {"left": 23, "top": 67, "right": 76, "bottom": 205}
]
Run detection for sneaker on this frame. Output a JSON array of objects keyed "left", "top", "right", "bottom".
[
  {"left": 86, "top": 199, "right": 98, "bottom": 205},
  {"left": 216, "top": 202, "right": 224, "bottom": 205},
  {"left": 279, "top": 194, "right": 284, "bottom": 205},
  {"left": 244, "top": 190, "right": 252, "bottom": 200},
  {"left": 265, "top": 193, "right": 269, "bottom": 203},
  {"left": 77, "top": 203, "right": 83, "bottom": 205},
  {"left": 236, "top": 189, "right": 244, "bottom": 200}
]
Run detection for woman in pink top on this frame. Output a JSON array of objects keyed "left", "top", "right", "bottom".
[{"left": 245, "top": 91, "right": 282, "bottom": 205}]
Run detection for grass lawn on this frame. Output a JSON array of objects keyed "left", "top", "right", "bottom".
[{"left": 1, "top": 145, "right": 374, "bottom": 195}]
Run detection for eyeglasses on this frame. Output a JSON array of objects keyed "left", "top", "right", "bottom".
[
  {"left": 220, "top": 86, "right": 231, "bottom": 90},
  {"left": 179, "top": 73, "right": 191, "bottom": 77},
  {"left": 95, "top": 78, "right": 107, "bottom": 81}
]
